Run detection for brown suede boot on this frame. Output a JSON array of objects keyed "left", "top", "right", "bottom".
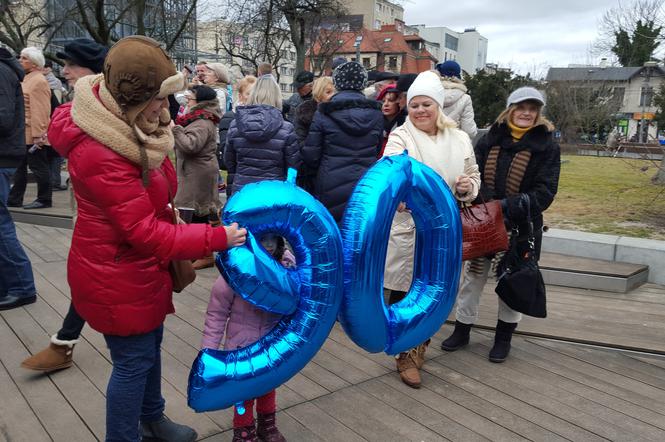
[
  {"left": 396, "top": 349, "right": 421, "bottom": 388},
  {"left": 21, "top": 334, "right": 79, "bottom": 372},
  {"left": 257, "top": 412, "right": 286, "bottom": 442}
]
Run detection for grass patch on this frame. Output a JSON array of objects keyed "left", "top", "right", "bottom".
[{"left": 546, "top": 155, "right": 665, "bottom": 239}]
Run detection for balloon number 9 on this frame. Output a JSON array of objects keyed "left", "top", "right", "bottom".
[{"left": 188, "top": 153, "right": 462, "bottom": 412}]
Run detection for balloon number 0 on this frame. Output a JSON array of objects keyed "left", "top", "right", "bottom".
[{"left": 188, "top": 153, "right": 463, "bottom": 412}]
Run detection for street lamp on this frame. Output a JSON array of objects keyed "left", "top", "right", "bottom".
[{"left": 354, "top": 35, "right": 363, "bottom": 65}]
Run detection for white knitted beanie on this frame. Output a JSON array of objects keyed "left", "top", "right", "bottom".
[{"left": 407, "top": 71, "right": 445, "bottom": 108}]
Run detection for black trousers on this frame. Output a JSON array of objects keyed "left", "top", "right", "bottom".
[
  {"left": 56, "top": 302, "right": 86, "bottom": 341},
  {"left": 387, "top": 289, "right": 407, "bottom": 305},
  {"left": 8, "top": 145, "right": 52, "bottom": 205}
]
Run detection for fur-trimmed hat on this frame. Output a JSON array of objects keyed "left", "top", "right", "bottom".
[
  {"left": 104, "top": 36, "right": 186, "bottom": 125},
  {"left": 332, "top": 61, "right": 367, "bottom": 91}
]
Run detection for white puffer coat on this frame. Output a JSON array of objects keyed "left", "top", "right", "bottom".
[{"left": 442, "top": 78, "right": 478, "bottom": 139}]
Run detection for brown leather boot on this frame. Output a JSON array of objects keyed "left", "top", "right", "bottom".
[
  {"left": 396, "top": 349, "right": 421, "bottom": 388},
  {"left": 414, "top": 339, "right": 430, "bottom": 369},
  {"left": 21, "top": 334, "right": 79, "bottom": 372}
]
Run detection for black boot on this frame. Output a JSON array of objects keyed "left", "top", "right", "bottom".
[
  {"left": 440, "top": 321, "right": 472, "bottom": 351},
  {"left": 141, "top": 414, "right": 198, "bottom": 442},
  {"left": 489, "top": 320, "right": 517, "bottom": 363}
]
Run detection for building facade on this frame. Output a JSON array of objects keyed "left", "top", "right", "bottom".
[
  {"left": 546, "top": 63, "right": 665, "bottom": 142},
  {"left": 343, "top": 0, "right": 404, "bottom": 31},
  {"left": 411, "top": 25, "right": 488, "bottom": 74},
  {"left": 307, "top": 22, "right": 436, "bottom": 75}
]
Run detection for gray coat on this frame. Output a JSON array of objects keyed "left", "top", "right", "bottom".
[{"left": 173, "top": 101, "right": 222, "bottom": 217}]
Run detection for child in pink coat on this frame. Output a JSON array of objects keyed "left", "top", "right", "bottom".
[{"left": 202, "top": 234, "right": 294, "bottom": 442}]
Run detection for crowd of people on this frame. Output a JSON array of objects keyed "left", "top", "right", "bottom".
[{"left": 0, "top": 36, "right": 560, "bottom": 442}]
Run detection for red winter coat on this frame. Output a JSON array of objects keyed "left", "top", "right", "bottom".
[{"left": 48, "top": 101, "right": 228, "bottom": 336}]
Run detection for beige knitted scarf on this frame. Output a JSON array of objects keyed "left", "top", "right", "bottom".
[{"left": 71, "top": 74, "right": 173, "bottom": 180}]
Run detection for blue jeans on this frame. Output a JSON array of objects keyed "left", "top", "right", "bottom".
[
  {"left": 104, "top": 325, "right": 165, "bottom": 442},
  {"left": 0, "top": 168, "right": 36, "bottom": 298}
]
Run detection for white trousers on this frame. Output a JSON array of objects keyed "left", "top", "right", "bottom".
[{"left": 455, "top": 258, "right": 522, "bottom": 324}]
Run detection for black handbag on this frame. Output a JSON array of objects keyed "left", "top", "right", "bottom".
[{"left": 495, "top": 194, "right": 547, "bottom": 318}]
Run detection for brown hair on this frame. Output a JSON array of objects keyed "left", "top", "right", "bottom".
[{"left": 496, "top": 102, "right": 555, "bottom": 131}]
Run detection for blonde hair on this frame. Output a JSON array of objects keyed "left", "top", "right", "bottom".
[
  {"left": 408, "top": 99, "right": 456, "bottom": 132},
  {"left": 237, "top": 75, "right": 257, "bottom": 98},
  {"left": 247, "top": 75, "right": 282, "bottom": 109},
  {"left": 205, "top": 62, "right": 230, "bottom": 86},
  {"left": 21, "top": 47, "right": 45, "bottom": 68},
  {"left": 312, "top": 76, "right": 333, "bottom": 102},
  {"left": 496, "top": 103, "right": 555, "bottom": 131}
]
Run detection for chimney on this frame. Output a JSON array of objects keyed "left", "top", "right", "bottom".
[{"left": 599, "top": 58, "right": 608, "bottom": 69}]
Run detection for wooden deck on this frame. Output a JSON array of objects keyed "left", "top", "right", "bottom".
[{"left": 2, "top": 223, "right": 665, "bottom": 441}]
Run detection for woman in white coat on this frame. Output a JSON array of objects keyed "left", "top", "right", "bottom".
[
  {"left": 383, "top": 70, "right": 480, "bottom": 389},
  {"left": 436, "top": 60, "right": 478, "bottom": 139}
]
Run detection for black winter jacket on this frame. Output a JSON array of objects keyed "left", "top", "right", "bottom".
[
  {"left": 302, "top": 90, "right": 383, "bottom": 222},
  {"left": 0, "top": 48, "right": 26, "bottom": 168},
  {"left": 475, "top": 122, "right": 561, "bottom": 258},
  {"left": 225, "top": 105, "right": 299, "bottom": 195}
]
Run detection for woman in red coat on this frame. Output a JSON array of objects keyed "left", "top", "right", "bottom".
[{"left": 47, "top": 36, "right": 246, "bottom": 442}]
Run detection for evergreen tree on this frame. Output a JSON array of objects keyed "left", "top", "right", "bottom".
[{"left": 612, "top": 19, "right": 662, "bottom": 66}]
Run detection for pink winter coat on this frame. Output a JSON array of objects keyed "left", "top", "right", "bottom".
[{"left": 201, "top": 250, "right": 296, "bottom": 350}]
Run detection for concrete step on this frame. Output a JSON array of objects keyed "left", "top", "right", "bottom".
[{"left": 539, "top": 252, "right": 649, "bottom": 293}]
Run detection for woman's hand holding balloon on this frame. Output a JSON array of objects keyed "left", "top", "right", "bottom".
[{"left": 224, "top": 223, "right": 247, "bottom": 247}]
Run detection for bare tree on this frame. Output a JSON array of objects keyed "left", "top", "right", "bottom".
[
  {"left": 276, "top": 0, "right": 347, "bottom": 72},
  {"left": 545, "top": 80, "right": 622, "bottom": 143},
  {"left": 0, "top": 0, "right": 65, "bottom": 54},
  {"left": 209, "top": 0, "right": 292, "bottom": 78}
]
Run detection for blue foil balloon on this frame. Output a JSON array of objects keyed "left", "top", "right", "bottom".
[
  {"left": 339, "top": 153, "right": 463, "bottom": 355},
  {"left": 188, "top": 177, "right": 344, "bottom": 412}
]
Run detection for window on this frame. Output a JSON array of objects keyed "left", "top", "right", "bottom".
[
  {"left": 280, "top": 66, "right": 288, "bottom": 75},
  {"left": 280, "top": 83, "right": 289, "bottom": 92},
  {"left": 640, "top": 86, "right": 654, "bottom": 107},
  {"left": 388, "top": 56, "right": 397, "bottom": 69},
  {"left": 444, "top": 33, "right": 459, "bottom": 51},
  {"left": 362, "top": 57, "right": 371, "bottom": 68}
]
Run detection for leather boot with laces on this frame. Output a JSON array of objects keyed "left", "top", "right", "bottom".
[
  {"left": 396, "top": 348, "right": 421, "bottom": 388},
  {"left": 233, "top": 424, "right": 259, "bottom": 442},
  {"left": 257, "top": 412, "right": 286, "bottom": 442},
  {"left": 414, "top": 339, "right": 430, "bottom": 369}
]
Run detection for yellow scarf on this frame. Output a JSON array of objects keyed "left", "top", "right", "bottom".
[{"left": 508, "top": 121, "right": 531, "bottom": 142}]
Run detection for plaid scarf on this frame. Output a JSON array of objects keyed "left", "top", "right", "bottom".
[{"left": 175, "top": 108, "right": 220, "bottom": 127}]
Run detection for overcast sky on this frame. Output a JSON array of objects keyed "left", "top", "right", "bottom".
[{"left": 403, "top": 0, "right": 616, "bottom": 76}]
